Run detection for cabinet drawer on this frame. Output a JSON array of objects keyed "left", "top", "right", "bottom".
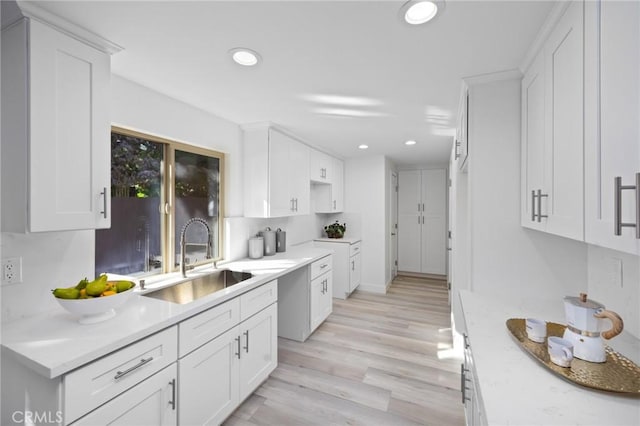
[
  {"left": 310, "top": 255, "right": 332, "bottom": 280},
  {"left": 349, "top": 242, "right": 361, "bottom": 257},
  {"left": 64, "top": 326, "right": 178, "bottom": 424},
  {"left": 240, "top": 280, "right": 277, "bottom": 321},
  {"left": 179, "top": 298, "right": 240, "bottom": 358}
]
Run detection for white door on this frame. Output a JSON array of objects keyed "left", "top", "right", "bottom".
[
  {"left": 29, "top": 19, "right": 111, "bottom": 232},
  {"left": 179, "top": 326, "right": 240, "bottom": 426},
  {"left": 543, "top": 0, "right": 584, "bottom": 240},
  {"left": 521, "top": 51, "right": 546, "bottom": 230},
  {"left": 390, "top": 171, "right": 398, "bottom": 279},
  {"left": 585, "top": 0, "right": 640, "bottom": 255},
  {"left": 73, "top": 364, "right": 177, "bottom": 426},
  {"left": 268, "top": 129, "right": 293, "bottom": 217},
  {"left": 333, "top": 158, "right": 344, "bottom": 212},
  {"left": 421, "top": 169, "right": 447, "bottom": 275},
  {"left": 398, "top": 170, "right": 421, "bottom": 272},
  {"left": 239, "top": 303, "right": 278, "bottom": 401}
]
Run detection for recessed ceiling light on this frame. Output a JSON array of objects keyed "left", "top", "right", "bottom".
[
  {"left": 358, "top": 144, "right": 369, "bottom": 150},
  {"left": 229, "top": 48, "right": 261, "bottom": 66},
  {"left": 400, "top": 1, "right": 441, "bottom": 25},
  {"left": 405, "top": 140, "right": 417, "bottom": 146}
]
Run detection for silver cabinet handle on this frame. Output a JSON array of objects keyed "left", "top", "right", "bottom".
[
  {"left": 418, "top": 203, "right": 421, "bottom": 212},
  {"left": 243, "top": 330, "right": 249, "bottom": 353},
  {"left": 294, "top": 198, "right": 298, "bottom": 212},
  {"left": 235, "top": 336, "right": 241, "bottom": 359},
  {"left": 351, "top": 260, "right": 354, "bottom": 270},
  {"left": 320, "top": 263, "right": 328, "bottom": 269},
  {"left": 114, "top": 357, "right": 153, "bottom": 380},
  {"left": 100, "top": 187, "right": 108, "bottom": 219},
  {"left": 169, "top": 378, "right": 176, "bottom": 410},
  {"left": 463, "top": 333, "right": 470, "bottom": 349},
  {"left": 455, "top": 140, "right": 461, "bottom": 160},
  {"left": 536, "top": 189, "right": 548, "bottom": 222},
  {"left": 531, "top": 190, "right": 537, "bottom": 222},
  {"left": 614, "top": 173, "right": 640, "bottom": 238},
  {"left": 460, "top": 364, "right": 471, "bottom": 403}
]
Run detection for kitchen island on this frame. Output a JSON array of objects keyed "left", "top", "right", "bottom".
[{"left": 459, "top": 290, "right": 640, "bottom": 426}]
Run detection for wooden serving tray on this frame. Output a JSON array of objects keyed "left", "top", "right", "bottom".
[{"left": 505, "top": 318, "right": 640, "bottom": 394}]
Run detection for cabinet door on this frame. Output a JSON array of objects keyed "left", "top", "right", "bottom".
[
  {"left": 290, "top": 140, "right": 310, "bottom": 215},
  {"left": 521, "top": 52, "right": 546, "bottom": 230},
  {"left": 310, "top": 149, "right": 332, "bottom": 183},
  {"left": 421, "top": 169, "right": 447, "bottom": 275},
  {"left": 585, "top": 0, "right": 640, "bottom": 254},
  {"left": 73, "top": 364, "right": 177, "bottom": 426},
  {"left": 310, "top": 272, "right": 331, "bottom": 331},
  {"left": 29, "top": 19, "right": 110, "bottom": 232},
  {"left": 542, "top": 0, "right": 584, "bottom": 240},
  {"left": 268, "top": 129, "right": 294, "bottom": 217},
  {"left": 458, "top": 88, "right": 470, "bottom": 171},
  {"left": 239, "top": 303, "right": 278, "bottom": 401},
  {"left": 332, "top": 158, "right": 344, "bottom": 212},
  {"left": 179, "top": 326, "right": 240, "bottom": 426},
  {"left": 398, "top": 170, "right": 421, "bottom": 272},
  {"left": 349, "top": 252, "right": 362, "bottom": 293}
]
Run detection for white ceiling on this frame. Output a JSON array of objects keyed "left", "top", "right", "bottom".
[{"left": 30, "top": 0, "right": 555, "bottom": 166}]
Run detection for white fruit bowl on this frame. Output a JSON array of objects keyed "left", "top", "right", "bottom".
[{"left": 54, "top": 282, "right": 136, "bottom": 324}]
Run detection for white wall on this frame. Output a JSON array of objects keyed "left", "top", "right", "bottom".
[
  {"left": 343, "top": 155, "right": 388, "bottom": 293},
  {"left": 587, "top": 246, "right": 640, "bottom": 338},
  {"left": 466, "top": 76, "right": 588, "bottom": 303}
]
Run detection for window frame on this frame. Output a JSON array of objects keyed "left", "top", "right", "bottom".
[{"left": 109, "top": 126, "right": 225, "bottom": 275}]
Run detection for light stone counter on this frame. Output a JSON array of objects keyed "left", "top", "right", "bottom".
[
  {"left": 459, "top": 290, "right": 640, "bottom": 426},
  {"left": 1, "top": 245, "right": 332, "bottom": 379}
]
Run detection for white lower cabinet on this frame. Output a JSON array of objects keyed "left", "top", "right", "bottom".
[
  {"left": 278, "top": 255, "right": 333, "bottom": 341},
  {"left": 73, "top": 364, "right": 177, "bottom": 426},
  {"left": 461, "top": 334, "right": 487, "bottom": 426},
  {"left": 310, "top": 271, "right": 332, "bottom": 332},
  {"left": 178, "top": 282, "right": 278, "bottom": 425},
  {"left": 314, "top": 239, "right": 361, "bottom": 299}
]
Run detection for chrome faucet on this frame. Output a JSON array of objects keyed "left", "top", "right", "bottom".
[{"left": 180, "top": 217, "right": 213, "bottom": 278}]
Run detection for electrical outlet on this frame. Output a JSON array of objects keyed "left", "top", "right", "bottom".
[{"left": 2, "top": 257, "right": 23, "bottom": 285}]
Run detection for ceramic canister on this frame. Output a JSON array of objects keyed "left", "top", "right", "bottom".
[
  {"left": 248, "top": 236, "right": 264, "bottom": 259},
  {"left": 276, "top": 228, "right": 286, "bottom": 252},
  {"left": 260, "top": 228, "right": 276, "bottom": 256}
]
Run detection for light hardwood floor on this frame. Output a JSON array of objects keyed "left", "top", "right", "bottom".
[{"left": 224, "top": 275, "right": 465, "bottom": 426}]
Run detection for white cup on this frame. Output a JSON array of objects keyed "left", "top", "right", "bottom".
[
  {"left": 525, "top": 318, "right": 547, "bottom": 343},
  {"left": 548, "top": 336, "right": 574, "bottom": 367}
]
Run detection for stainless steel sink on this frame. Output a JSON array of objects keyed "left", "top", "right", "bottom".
[{"left": 142, "top": 269, "right": 252, "bottom": 304}]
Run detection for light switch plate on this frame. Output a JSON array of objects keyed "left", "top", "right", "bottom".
[{"left": 608, "top": 257, "right": 623, "bottom": 288}]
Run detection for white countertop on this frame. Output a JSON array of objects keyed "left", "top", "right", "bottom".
[
  {"left": 459, "top": 290, "right": 640, "bottom": 426},
  {"left": 1, "top": 245, "right": 332, "bottom": 379},
  {"left": 314, "top": 237, "right": 361, "bottom": 244}
]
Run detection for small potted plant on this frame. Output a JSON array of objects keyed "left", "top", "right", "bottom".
[{"left": 324, "top": 221, "right": 346, "bottom": 238}]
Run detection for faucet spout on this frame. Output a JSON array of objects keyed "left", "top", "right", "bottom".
[{"left": 180, "top": 217, "right": 214, "bottom": 278}]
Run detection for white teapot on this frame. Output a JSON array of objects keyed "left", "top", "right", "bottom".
[{"left": 562, "top": 293, "right": 624, "bottom": 363}]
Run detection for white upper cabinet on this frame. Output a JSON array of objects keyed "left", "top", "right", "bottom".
[
  {"left": 243, "top": 125, "right": 310, "bottom": 217},
  {"left": 310, "top": 149, "right": 333, "bottom": 183},
  {"left": 312, "top": 156, "right": 344, "bottom": 213},
  {"left": 1, "top": 17, "right": 112, "bottom": 232},
  {"left": 456, "top": 86, "right": 470, "bottom": 171},
  {"left": 584, "top": 0, "right": 640, "bottom": 255},
  {"left": 520, "top": 0, "right": 584, "bottom": 241},
  {"left": 521, "top": 52, "right": 546, "bottom": 231}
]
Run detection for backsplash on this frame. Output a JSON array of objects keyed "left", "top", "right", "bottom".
[{"left": 587, "top": 245, "right": 640, "bottom": 339}]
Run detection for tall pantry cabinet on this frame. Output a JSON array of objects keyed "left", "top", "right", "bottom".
[{"left": 397, "top": 169, "right": 447, "bottom": 275}]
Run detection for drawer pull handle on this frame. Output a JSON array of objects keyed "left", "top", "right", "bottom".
[
  {"left": 114, "top": 356, "right": 153, "bottom": 380},
  {"left": 235, "top": 336, "right": 241, "bottom": 359},
  {"left": 169, "top": 378, "right": 176, "bottom": 410},
  {"left": 243, "top": 330, "right": 250, "bottom": 353},
  {"left": 100, "top": 187, "right": 108, "bottom": 219},
  {"left": 320, "top": 264, "right": 328, "bottom": 269}
]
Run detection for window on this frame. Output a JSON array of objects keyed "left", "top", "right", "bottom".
[{"left": 95, "top": 128, "right": 224, "bottom": 277}]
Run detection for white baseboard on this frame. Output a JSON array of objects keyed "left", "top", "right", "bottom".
[{"left": 355, "top": 282, "right": 386, "bottom": 294}]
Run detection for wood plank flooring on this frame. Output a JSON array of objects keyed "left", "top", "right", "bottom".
[{"left": 224, "top": 275, "right": 465, "bottom": 426}]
